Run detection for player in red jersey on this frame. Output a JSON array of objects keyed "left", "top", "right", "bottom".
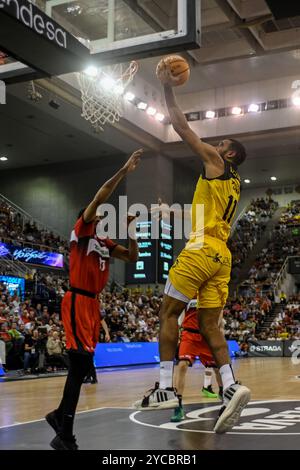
[
  {"left": 46, "top": 149, "right": 143, "bottom": 450},
  {"left": 171, "top": 299, "right": 223, "bottom": 422}
]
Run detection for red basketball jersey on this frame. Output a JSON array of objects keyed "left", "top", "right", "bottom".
[{"left": 69, "top": 216, "right": 117, "bottom": 294}]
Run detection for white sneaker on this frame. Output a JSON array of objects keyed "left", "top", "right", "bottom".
[
  {"left": 133, "top": 382, "right": 179, "bottom": 410},
  {"left": 214, "top": 383, "right": 251, "bottom": 434}
]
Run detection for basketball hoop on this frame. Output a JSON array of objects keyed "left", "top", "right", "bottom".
[{"left": 78, "top": 61, "right": 138, "bottom": 132}]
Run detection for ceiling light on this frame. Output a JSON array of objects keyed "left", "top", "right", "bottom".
[
  {"left": 292, "top": 94, "right": 300, "bottom": 106},
  {"left": 292, "top": 81, "right": 300, "bottom": 106},
  {"left": 186, "top": 112, "right": 199, "bottom": 121},
  {"left": 100, "top": 76, "right": 116, "bottom": 91},
  {"left": 66, "top": 5, "right": 82, "bottom": 15},
  {"left": 232, "top": 106, "right": 242, "bottom": 115},
  {"left": 146, "top": 107, "right": 157, "bottom": 116},
  {"left": 248, "top": 103, "right": 259, "bottom": 113},
  {"left": 137, "top": 101, "right": 147, "bottom": 110},
  {"left": 83, "top": 65, "right": 98, "bottom": 77},
  {"left": 124, "top": 92, "right": 135, "bottom": 102},
  {"left": 114, "top": 84, "right": 124, "bottom": 95},
  {"left": 0, "top": 156, "right": 8, "bottom": 161},
  {"left": 206, "top": 110, "right": 215, "bottom": 119},
  {"left": 271, "top": 176, "right": 277, "bottom": 181},
  {"left": 155, "top": 113, "right": 165, "bottom": 122},
  {"left": 244, "top": 179, "right": 251, "bottom": 184}
]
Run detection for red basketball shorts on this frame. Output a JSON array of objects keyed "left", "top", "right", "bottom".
[
  {"left": 62, "top": 291, "right": 100, "bottom": 354},
  {"left": 178, "top": 330, "right": 216, "bottom": 367}
]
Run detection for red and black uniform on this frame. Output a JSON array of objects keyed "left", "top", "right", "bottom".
[
  {"left": 178, "top": 299, "right": 216, "bottom": 367},
  {"left": 62, "top": 216, "right": 117, "bottom": 354}
]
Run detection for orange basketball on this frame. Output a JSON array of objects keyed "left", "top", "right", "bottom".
[{"left": 156, "top": 55, "right": 190, "bottom": 86}]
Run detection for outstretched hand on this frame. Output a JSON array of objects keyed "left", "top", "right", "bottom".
[{"left": 123, "top": 148, "right": 143, "bottom": 173}]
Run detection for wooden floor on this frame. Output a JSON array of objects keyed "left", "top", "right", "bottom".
[{"left": 1, "top": 357, "right": 300, "bottom": 428}]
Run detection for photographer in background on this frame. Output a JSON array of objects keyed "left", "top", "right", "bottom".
[
  {"left": 36, "top": 326, "right": 49, "bottom": 372},
  {"left": 23, "top": 330, "right": 39, "bottom": 374}
]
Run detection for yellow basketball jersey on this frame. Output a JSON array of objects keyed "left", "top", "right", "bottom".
[{"left": 187, "top": 161, "right": 241, "bottom": 245}]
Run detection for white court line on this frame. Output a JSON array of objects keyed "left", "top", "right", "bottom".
[
  {"left": 0, "top": 406, "right": 134, "bottom": 430},
  {"left": 130, "top": 400, "right": 300, "bottom": 436}
]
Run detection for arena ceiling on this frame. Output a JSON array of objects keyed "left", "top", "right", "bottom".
[{"left": 0, "top": 0, "right": 299, "bottom": 188}]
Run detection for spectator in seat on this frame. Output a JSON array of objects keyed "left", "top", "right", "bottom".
[
  {"left": 0, "top": 324, "right": 13, "bottom": 358},
  {"left": 8, "top": 322, "right": 24, "bottom": 355},
  {"left": 280, "top": 291, "right": 287, "bottom": 305},
  {"left": 0, "top": 336, "right": 6, "bottom": 370},
  {"left": 0, "top": 308, "right": 7, "bottom": 325},
  {"left": 35, "top": 303, "right": 42, "bottom": 318},
  {"left": 146, "top": 285, "right": 153, "bottom": 296},
  {"left": 46, "top": 331, "right": 68, "bottom": 370},
  {"left": 235, "top": 342, "right": 249, "bottom": 358}
]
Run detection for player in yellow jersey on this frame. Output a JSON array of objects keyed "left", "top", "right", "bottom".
[{"left": 134, "top": 63, "right": 250, "bottom": 434}]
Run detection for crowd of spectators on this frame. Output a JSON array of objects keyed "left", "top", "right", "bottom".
[
  {"left": 221, "top": 293, "right": 300, "bottom": 359},
  {"left": 0, "top": 200, "right": 69, "bottom": 256},
  {"left": 267, "top": 294, "right": 300, "bottom": 341},
  {"left": 229, "top": 197, "right": 278, "bottom": 281},
  {"left": 237, "top": 199, "right": 300, "bottom": 296},
  {"left": 229, "top": 199, "right": 300, "bottom": 354},
  {"left": 0, "top": 280, "right": 69, "bottom": 373},
  {"left": 0, "top": 274, "right": 279, "bottom": 373},
  {"left": 223, "top": 295, "right": 273, "bottom": 342},
  {"left": 100, "top": 287, "right": 161, "bottom": 343},
  {"left": 279, "top": 200, "right": 300, "bottom": 226},
  {"left": 0, "top": 280, "right": 165, "bottom": 373},
  {"left": 0, "top": 196, "right": 299, "bottom": 373},
  {"left": 1, "top": 277, "right": 299, "bottom": 372}
]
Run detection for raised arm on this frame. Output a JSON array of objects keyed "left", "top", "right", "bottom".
[
  {"left": 158, "top": 63, "right": 224, "bottom": 177},
  {"left": 83, "top": 149, "right": 143, "bottom": 223},
  {"left": 164, "top": 85, "right": 223, "bottom": 174},
  {"left": 111, "top": 215, "right": 139, "bottom": 263}
]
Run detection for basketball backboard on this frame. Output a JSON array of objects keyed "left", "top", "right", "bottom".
[
  {"left": 0, "top": 0, "right": 200, "bottom": 83},
  {"left": 0, "top": 0, "right": 90, "bottom": 83},
  {"left": 0, "top": 54, "right": 36, "bottom": 83},
  {"left": 43, "top": 0, "right": 201, "bottom": 65}
]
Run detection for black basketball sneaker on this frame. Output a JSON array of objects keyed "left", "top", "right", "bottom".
[
  {"left": 133, "top": 382, "right": 179, "bottom": 410},
  {"left": 214, "top": 382, "right": 251, "bottom": 433},
  {"left": 45, "top": 410, "right": 61, "bottom": 434},
  {"left": 50, "top": 433, "right": 78, "bottom": 451}
]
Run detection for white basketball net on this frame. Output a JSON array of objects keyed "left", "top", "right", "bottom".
[{"left": 78, "top": 61, "right": 138, "bottom": 132}]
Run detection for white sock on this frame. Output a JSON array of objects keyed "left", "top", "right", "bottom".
[
  {"left": 219, "top": 364, "right": 235, "bottom": 391},
  {"left": 204, "top": 369, "right": 213, "bottom": 388},
  {"left": 159, "top": 361, "right": 173, "bottom": 389}
]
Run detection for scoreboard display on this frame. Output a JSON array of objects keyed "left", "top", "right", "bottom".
[
  {"left": 289, "top": 257, "right": 300, "bottom": 274},
  {"left": 125, "top": 217, "right": 174, "bottom": 285},
  {"left": 125, "top": 219, "right": 156, "bottom": 283},
  {"left": 158, "top": 220, "right": 174, "bottom": 283}
]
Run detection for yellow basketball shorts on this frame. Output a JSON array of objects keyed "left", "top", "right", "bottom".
[{"left": 168, "top": 237, "right": 232, "bottom": 308}]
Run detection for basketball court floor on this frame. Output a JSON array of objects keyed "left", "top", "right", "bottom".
[{"left": 1, "top": 358, "right": 300, "bottom": 450}]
